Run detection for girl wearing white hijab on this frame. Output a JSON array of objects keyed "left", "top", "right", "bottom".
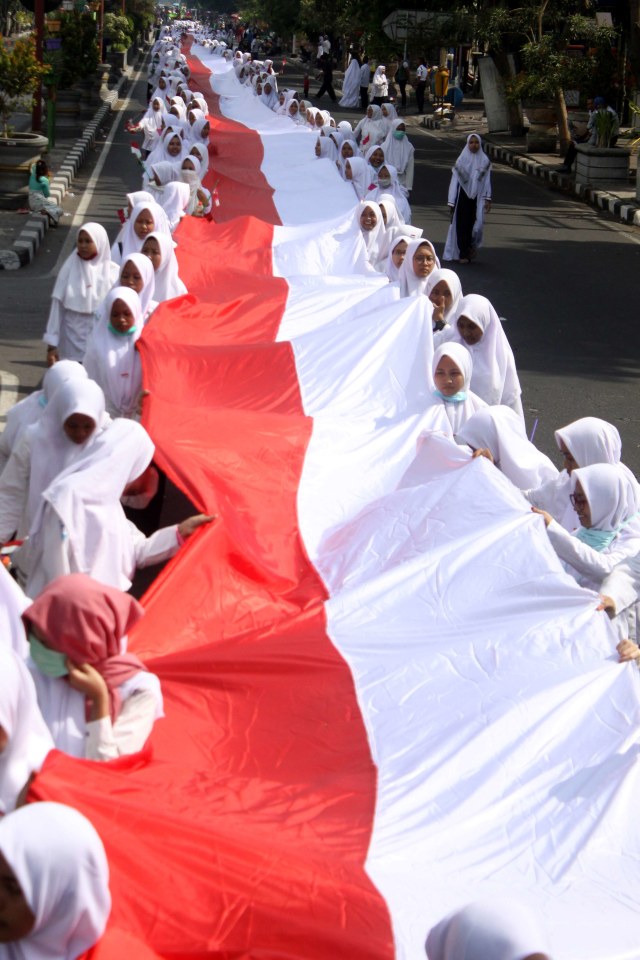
[
  {"left": 377, "top": 193, "right": 403, "bottom": 230},
  {"left": 0, "top": 647, "right": 53, "bottom": 814},
  {"left": 458, "top": 405, "right": 558, "bottom": 490},
  {"left": 141, "top": 231, "right": 187, "bottom": 301},
  {"left": 426, "top": 268, "right": 463, "bottom": 341},
  {"left": 179, "top": 155, "right": 211, "bottom": 216},
  {"left": 444, "top": 133, "right": 492, "bottom": 263},
  {"left": 117, "top": 253, "right": 157, "bottom": 323},
  {"left": 383, "top": 232, "right": 412, "bottom": 282},
  {"left": 43, "top": 223, "right": 118, "bottom": 363},
  {"left": 429, "top": 341, "right": 487, "bottom": 439},
  {"left": 535, "top": 463, "right": 640, "bottom": 593},
  {"left": 0, "top": 361, "right": 87, "bottom": 473},
  {"left": 356, "top": 200, "right": 387, "bottom": 266},
  {"left": 374, "top": 166, "right": 411, "bottom": 222},
  {"left": 136, "top": 95, "right": 167, "bottom": 156},
  {"left": 0, "top": 802, "right": 110, "bottom": 960},
  {"left": 443, "top": 293, "right": 523, "bottom": 418},
  {"left": 354, "top": 104, "right": 386, "bottom": 148},
  {"left": 0, "top": 379, "right": 109, "bottom": 544},
  {"left": 26, "top": 420, "right": 213, "bottom": 600},
  {"left": 188, "top": 116, "right": 210, "bottom": 147},
  {"left": 380, "top": 101, "right": 398, "bottom": 134},
  {"left": 381, "top": 119, "right": 415, "bottom": 189},
  {"left": 426, "top": 899, "right": 551, "bottom": 960},
  {"left": 337, "top": 138, "right": 361, "bottom": 178},
  {"left": 526, "top": 416, "right": 635, "bottom": 531},
  {"left": 188, "top": 140, "right": 209, "bottom": 175},
  {"left": 315, "top": 137, "right": 338, "bottom": 162},
  {"left": 399, "top": 238, "right": 440, "bottom": 298},
  {"left": 158, "top": 179, "right": 191, "bottom": 231},
  {"left": 84, "top": 287, "right": 144, "bottom": 420},
  {"left": 111, "top": 200, "right": 171, "bottom": 266},
  {"left": 344, "top": 156, "right": 374, "bottom": 201},
  {"left": 145, "top": 124, "right": 186, "bottom": 170}
]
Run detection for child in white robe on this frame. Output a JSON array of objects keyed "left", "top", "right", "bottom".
[{"left": 43, "top": 224, "right": 118, "bottom": 363}]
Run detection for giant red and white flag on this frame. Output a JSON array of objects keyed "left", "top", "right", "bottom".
[{"left": 30, "top": 44, "right": 640, "bottom": 960}]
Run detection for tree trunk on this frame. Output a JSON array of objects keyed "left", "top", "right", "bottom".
[{"left": 554, "top": 87, "right": 570, "bottom": 154}]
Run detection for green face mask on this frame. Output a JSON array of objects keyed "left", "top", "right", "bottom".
[{"left": 29, "top": 633, "right": 68, "bottom": 677}]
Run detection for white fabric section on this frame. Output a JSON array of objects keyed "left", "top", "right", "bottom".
[
  {"left": 0, "top": 802, "right": 110, "bottom": 960},
  {"left": 190, "top": 46, "right": 640, "bottom": 960},
  {"left": 278, "top": 172, "right": 640, "bottom": 960},
  {"left": 195, "top": 50, "right": 358, "bottom": 224}
]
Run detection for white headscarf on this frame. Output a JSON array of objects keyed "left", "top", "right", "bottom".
[
  {"left": 372, "top": 163, "right": 411, "bottom": 221},
  {"left": 354, "top": 104, "right": 386, "bottom": 148},
  {"left": 189, "top": 141, "right": 209, "bottom": 175},
  {"left": 430, "top": 341, "right": 487, "bottom": 437},
  {"left": 25, "top": 379, "right": 109, "bottom": 534},
  {"left": 458, "top": 405, "right": 558, "bottom": 489},
  {"left": 145, "top": 231, "right": 187, "bottom": 301},
  {"left": 0, "top": 363, "right": 87, "bottom": 465},
  {"left": 118, "top": 252, "right": 157, "bottom": 321},
  {"left": 383, "top": 232, "right": 412, "bottom": 282},
  {"left": 381, "top": 118, "right": 414, "bottom": 175},
  {"left": 316, "top": 136, "right": 338, "bottom": 162},
  {"left": 159, "top": 180, "right": 191, "bottom": 231},
  {"left": 345, "top": 157, "right": 374, "bottom": 201},
  {"left": 399, "top": 238, "right": 441, "bottom": 297},
  {"left": 426, "top": 899, "right": 550, "bottom": 960},
  {"left": 425, "top": 268, "right": 463, "bottom": 323},
  {"left": 35, "top": 419, "right": 156, "bottom": 593},
  {"left": 380, "top": 101, "right": 398, "bottom": 134},
  {"left": 0, "top": 802, "right": 111, "bottom": 960},
  {"left": 0, "top": 647, "right": 53, "bottom": 815},
  {"left": 83, "top": 286, "right": 143, "bottom": 419},
  {"left": 114, "top": 201, "right": 171, "bottom": 264},
  {"left": 452, "top": 133, "right": 492, "bottom": 200},
  {"left": 446, "top": 293, "right": 522, "bottom": 416},
  {"left": 572, "top": 463, "right": 640, "bottom": 531},
  {"left": 51, "top": 224, "right": 117, "bottom": 313},
  {"left": 555, "top": 417, "right": 622, "bottom": 469},
  {"left": 356, "top": 200, "right": 387, "bottom": 265}
]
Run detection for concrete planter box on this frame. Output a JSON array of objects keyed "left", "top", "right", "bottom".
[
  {"left": 0, "top": 132, "right": 49, "bottom": 209},
  {"left": 524, "top": 101, "right": 557, "bottom": 154},
  {"left": 575, "top": 143, "right": 630, "bottom": 186}
]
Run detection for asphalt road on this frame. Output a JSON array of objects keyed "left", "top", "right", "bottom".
[{"left": 2, "top": 61, "right": 639, "bottom": 486}]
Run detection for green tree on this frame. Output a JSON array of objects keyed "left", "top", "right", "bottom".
[
  {"left": 474, "top": 0, "right": 616, "bottom": 147},
  {"left": 0, "top": 34, "right": 49, "bottom": 135}
]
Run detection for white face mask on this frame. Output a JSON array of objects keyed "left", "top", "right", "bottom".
[
  {"left": 377, "top": 177, "right": 391, "bottom": 188},
  {"left": 180, "top": 169, "right": 199, "bottom": 185}
]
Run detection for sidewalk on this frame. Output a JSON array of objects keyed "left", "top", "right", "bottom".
[{"left": 0, "top": 72, "right": 131, "bottom": 270}]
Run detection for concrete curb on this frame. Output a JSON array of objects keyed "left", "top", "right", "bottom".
[
  {"left": 0, "top": 88, "right": 121, "bottom": 270},
  {"left": 484, "top": 140, "right": 640, "bottom": 227}
]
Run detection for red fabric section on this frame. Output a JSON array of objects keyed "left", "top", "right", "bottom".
[
  {"left": 29, "top": 50, "right": 395, "bottom": 960},
  {"left": 187, "top": 52, "right": 282, "bottom": 225}
]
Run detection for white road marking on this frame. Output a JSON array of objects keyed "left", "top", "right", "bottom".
[{"left": 48, "top": 60, "right": 148, "bottom": 277}]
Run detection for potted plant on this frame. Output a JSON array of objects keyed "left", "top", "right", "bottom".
[
  {"left": 575, "top": 102, "right": 630, "bottom": 187},
  {"left": 0, "top": 36, "right": 50, "bottom": 208}
]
